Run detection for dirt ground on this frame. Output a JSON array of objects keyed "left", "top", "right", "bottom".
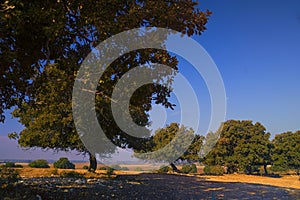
[
  {"left": 1, "top": 173, "right": 300, "bottom": 200},
  {"left": 2, "top": 163, "right": 299, "bottom": 199}
]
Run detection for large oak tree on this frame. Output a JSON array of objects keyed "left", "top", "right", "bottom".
[{"left": 3, "top": 1, "right": 211, "bottom": 170}]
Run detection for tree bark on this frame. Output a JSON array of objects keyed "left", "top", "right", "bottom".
[
  {"left": 88, "top": 152, "right": 97, "bottom": 172},
  {"left": 170, "top": 163, "right": 181, "bottom": 173},
  {"left": 264, "top": 164, "right": 268, "bottom": 175}
]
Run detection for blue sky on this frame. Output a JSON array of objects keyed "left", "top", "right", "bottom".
[
  {"left": 1, "top": 0, "right": 300, "bottom": 160},
  {"left": 196, "top": 0, "right": 300, "bottom": 135}
]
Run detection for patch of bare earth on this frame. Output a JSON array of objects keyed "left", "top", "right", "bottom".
[{"left": 2, "top": 172, "right": 300, "bottom": 200}]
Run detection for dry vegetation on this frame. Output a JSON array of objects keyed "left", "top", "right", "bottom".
[
  {"left": 1, "top": 163, "right": 299, "bottom": 199},
  {"left": 9, "top": 162, "right": 300, "bottom": 189}
]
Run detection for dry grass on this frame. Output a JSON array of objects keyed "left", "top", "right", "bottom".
[
  {"left": 10, "top": 163, "right": 300, "bottom": 190},
  {"left": 202, "top": 174, "right": 300, "bottom": 189}
]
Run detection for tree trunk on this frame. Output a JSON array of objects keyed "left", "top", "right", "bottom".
[
  {"left": 263, "top": 164, "right": 268, "bottom": 175},
  {"left": 88, "top": 152, "right": 97, "bottom": 172},
  {"left": 170, "top": 163, "right": 181, "bottom": 173}
]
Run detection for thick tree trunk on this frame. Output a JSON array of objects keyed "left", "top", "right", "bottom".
[
  {"left": 88, "top": 152, "right": 97, "bottom": 172},
  {"left": 170, "top": 163, "right": 181, "bottom": 173},
  {"left": 264, "top": 164, "right": 268, "bottom": 175}
]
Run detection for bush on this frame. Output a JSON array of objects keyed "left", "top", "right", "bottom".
[
  {"left": 110, "top": 165, "right": 122, "bottom": 170},
  {"left": 106, "top": 167, "right": 115, "bottom": 177},
  {"left": 135, "top": 167, "right": 143, "bottom": 171},
  {"left": 99, "top": 166, "right": 109, "bottom": 170},
  {"left": 50, "top": 168, "right": 59, "bottom": 176},
  {"left": 203, "top": 165, "right": 224, "bottom": 175},
  {"left": 181, "top": 164, "right": 197, "bottom": 174},
  {"left": 28, "top": 159, "right": 50, "bottom": 168},
  {"left": 53, "top": 157, "right": 75, "bottom": 169},
  {"left": 60, "top": 171, "right": 84, "bottom": 178},
  {"left": 121, "top": 166, "right": 129, "bottom": 171},
  {"left": 83, "top": 165, "right": 89, "bottom": 170},
  {"left": 158, "top": 165, "right": 170, "bottom": 173},
  {"left": 1, "top": 162, "right": 23, "bottom": 168}
]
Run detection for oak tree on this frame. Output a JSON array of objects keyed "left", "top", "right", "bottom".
[
  {"left": 135, "top": 123, "right": 204, "bottom": 172},
  {"left": 4, "top": 1, "right": 211, "bottom": 171},
  {"left": 271, "top": 130, "right": 300, "bottom": 174},
  {"left": 203, "top": 120, "right": 272, "bottom": 174}
]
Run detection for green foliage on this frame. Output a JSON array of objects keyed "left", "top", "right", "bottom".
[
  {"left": 110, "top": 165, "right": 130, "bottom": 171},
  {"left": 135, "top": 167, "right": 143, "bottom": 171},
  {"left": 0, "top": 0, "right": 210, "bottom": 125},
  {"left": 60, "top": 171, "right": 84, "bottom": 179},
  {"left": 135, "top": 123, "right": 204, "bottom": 169},
  {"left": 203, "top": 120, "right": 272, "bottom": 174},
  {"left": 121, "top": 167, "right": 129, "bottom": 171},
  {"left": 181, "top": 164, "right": 197, "bottom": 174},
  {"left": 1, "top": 162, "right": 23, "bottom": 168},
  {"left": 53, "top": 157, "right": 75, "bottom": 169},
  {"left": 106, "top": 168, "right": 115, "bottom": 178},
  {"left": 110, "top": 165, "right": 122, "bottom": 170},
  {"left": 157, "top": 166, "right": 170, "bottom": 173},
  {"left": 83, "top": 165, "right": 89, "bottom": 170},
  {"left": 28, "top": 159, "right": 50, "bottom": 168},
  {"left": 203, "top": 165, "right": 225, "bottom": 175},
  {"left": 50, "top": 169, "right": 59, "bottom": 176},
  {"left": 99, "top": 166, "right": 109, "bottom": 170},
  {"left": 5, "top": 1, "right": 210, "bottom": 172},
  {"left": 271, "top": 131, "right": 300, "bottom": 174}
]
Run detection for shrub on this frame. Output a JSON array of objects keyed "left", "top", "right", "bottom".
[
  {"left": 110, "top": 165, "right": 122, "bottom": 170},
  {"left": 50, "top": 168, "right": 59, "bottom": 176},
  {"left": 181, "top": 164, "right": 197, "bottom": 174},
  {"left": 60, "top": 171, "right": 84, "bottom": 178},
  {"left": 121, "top": 166, "right": 129, "bottom": 171},
  {"left": 203, "top": 165, "right": 224, "bottom": 175},
  {"left": 158, "top": 165, "right": 170, "bottom": 173},
  {"left": 1, "top": 162, "right": 23, "bottom": 168},
  {"left": 106, "top": 167, "right": 115, "bottom": 177},
  {"left": 28, "top": 159, "right": 50, "bottom": 168},
  {"left": 83, "top": 165, "right": 89, "bottom": 170},
  {"left": 99, "top": 166, "right": 109, "bottom": 170},
  {"left": 53, "top": 157, "right": 75, "bottom": 169},
  {"left": 135, "top": 167, "right": 143, "bottom": 171}
]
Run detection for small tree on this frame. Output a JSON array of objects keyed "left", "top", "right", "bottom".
[
  {"left": 135, "top": 123, "right": 204, "bottom": 172},
  {"left": 53, "top": 157, "right": 75, "bottom": 169},
  {"left": 203, "top": 120, "right": 272, "bottom": 174},
  {"left": 28, "top": 159, "right": 50, "bottom": 168}
]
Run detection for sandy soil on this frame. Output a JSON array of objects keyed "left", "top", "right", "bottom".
[
  {"left": 1, "top": 173, "right": 300, "bottom": 200},
  {"left": 2, "top": 163, "right": 299, "bottom": 199}
]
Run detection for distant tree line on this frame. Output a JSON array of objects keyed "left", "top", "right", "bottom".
[
  {"left": 202, "top": 120, "right": 299, "bottom": 175},
  {"left": 136, "top": 120, "right": 299, "bottom": 175}
]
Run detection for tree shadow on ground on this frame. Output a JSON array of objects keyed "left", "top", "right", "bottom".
[
  {"left": 1, "top": 173, "right": 299, "bottom": 199},
  {"left": 116, "top": 173, "right": 299, "bottom": 200}
]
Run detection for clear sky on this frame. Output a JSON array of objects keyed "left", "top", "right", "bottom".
[
  {"left": 197, "top": 0, "right": 300, "bottom": 136},
  {"left": 1, "top": 0, "right": 300, "bottom": 160}
]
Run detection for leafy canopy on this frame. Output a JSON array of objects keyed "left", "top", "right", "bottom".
[
  {"left": 203, "top": 120, "right": 272, "bottom": 174},
  {"left": 134, "top": 123, "right": 204, "bottom": 165},
  {"left": 4, "top": 1, "right": 211, "bottom": 170},
  {"left": 271, "top": 130, "right": 300, "bottom": 173}
]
